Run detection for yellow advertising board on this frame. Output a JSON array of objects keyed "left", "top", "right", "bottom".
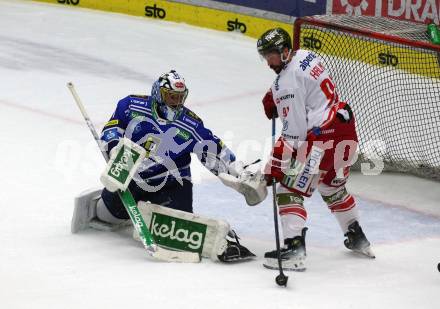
[{"left": 31, "top": 0, "right": 293, "bottom": 39}]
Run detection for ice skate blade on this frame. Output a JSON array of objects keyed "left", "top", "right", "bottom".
[
  {"left": 219, "top": 255, "right": 256, "bottom": 263},
  {"left": 351, "top": 246, "right": 376, "bottom": 259},
  {"left": 263, "top": 258, "right": 306, "bottom": 272},
  {"left": 263, "top": 263, "right": 306, "bottom": 272}
]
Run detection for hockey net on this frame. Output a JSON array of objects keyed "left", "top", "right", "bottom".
[{"left": 294, "top": 15, "right": 440, "bottom": 181}]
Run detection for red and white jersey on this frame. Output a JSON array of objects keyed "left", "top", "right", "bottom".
[{"left": 270, "top": 49, "right": 339, "bottom": 148}]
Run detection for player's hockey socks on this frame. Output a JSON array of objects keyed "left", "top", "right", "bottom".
[
  {"left": 344, "top": 221, "right": 375, "bottom": 258},
  {"left": 263, "top": 227, "right": 308, "bottom": 271}
]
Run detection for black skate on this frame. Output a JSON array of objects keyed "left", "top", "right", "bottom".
[
  {"left": 263, "top": 228, "right": 308, "bottom": 271},
  {"left": 217, "top": 230, "right": 256, "bottom": 263},
  {"left": 344, "top": 221, "right": 375, "bottom": 258}
]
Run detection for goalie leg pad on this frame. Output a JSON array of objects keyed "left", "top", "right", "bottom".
[
  {"left": 72, "top": 188, "right": 132, "bottom": 233},
  {"left": 71, "top": 188, "right": 102, "bottom": 233},
  {"left": 96, "top": 198, "right": 131, "bottom": 225},
  {"left": 134, "top": 202, "right": 255, "bottom": 261},
  {"left": 134, "top": 202, "right": 230, "bottom": 260}
]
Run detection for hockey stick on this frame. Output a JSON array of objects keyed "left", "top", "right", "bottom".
[
  {"left": 67, "top": 82, "right": 200, "bottom": 263},
  {"left": 271, "top": 116, "right": 288, "bottom": 287},
  {"left": 243, "top": 159, "right": 261, "bottom": 169}
]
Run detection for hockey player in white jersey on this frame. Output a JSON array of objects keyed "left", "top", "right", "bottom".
[{"left": 257, "top": 28, "right": 374, "bottom": 271}]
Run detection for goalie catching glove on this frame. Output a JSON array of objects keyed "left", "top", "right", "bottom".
[{"left": 218, "top": 160, "right": 268, "bottom": 206}]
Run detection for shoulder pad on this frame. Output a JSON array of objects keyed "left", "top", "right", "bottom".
[
  {"left": 184, "top": 109, "right": 203, "bottom": 124},
  {"left": 126, "top": 95, "right": 150, "bottom": 107}
]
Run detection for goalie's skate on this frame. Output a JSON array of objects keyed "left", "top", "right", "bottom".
[
  {"left": 263, "top": 228, "right": 307, "bottom": 271},
  {"left": 344, "top": 221, "right": 375, "bottom": 259},
  {"left": 217, "top": 230, "right": 256, "bottom": 263}
]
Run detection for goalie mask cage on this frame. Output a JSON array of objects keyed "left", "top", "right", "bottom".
[{"left": 293, "top": 15, "right": 440, "bottom": 181}]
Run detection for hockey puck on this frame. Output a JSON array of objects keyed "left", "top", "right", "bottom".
[{"left": 275, "top": 274, "right": 288, "bottom": 287}]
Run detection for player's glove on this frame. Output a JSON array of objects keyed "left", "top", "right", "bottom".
[
  {"left": 265, "top": 138, "right": 324, "bottom": 197},
  {"left": 262, "top": 89, "right": 278, "bottom": 119},
  {"left": 336, "top": 102, "right": 354, "bottom": 123},
  {"left": 264, "top": 137, "right": 295, "bottom": 183}
]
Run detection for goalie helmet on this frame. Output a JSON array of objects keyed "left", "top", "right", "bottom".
[
  {"left": 151, "top": 70, "right": 189, "bottom": 121},
  {"left": 257, "top": 28, "right": 292, "bottom": 57}
]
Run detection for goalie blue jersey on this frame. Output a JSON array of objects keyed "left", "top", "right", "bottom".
[{"left": 100, "top": 95, "right": 235, "bottom": 185}]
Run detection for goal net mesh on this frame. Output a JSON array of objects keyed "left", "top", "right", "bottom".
[{"left": 294, "top": 15, "right": 440, "bottom": 181}]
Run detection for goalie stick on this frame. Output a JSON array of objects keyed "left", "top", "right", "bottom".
[{"left": 67, "top": 82, "right": 200, "bottom": 263}]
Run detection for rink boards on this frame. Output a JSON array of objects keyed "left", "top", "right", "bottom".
[{"left": 31, "top": 0, "right": 293, "bottom": 39}]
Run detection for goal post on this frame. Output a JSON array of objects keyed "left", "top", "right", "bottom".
[{"left": 293, "top": 15, "right": 440, "bottom": 181}]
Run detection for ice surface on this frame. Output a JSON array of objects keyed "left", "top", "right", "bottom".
[{"left": 0, "top": 1, "right": 439, "bottom": 308}]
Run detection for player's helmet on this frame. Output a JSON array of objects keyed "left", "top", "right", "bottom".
[
  {"left": 151, "top": 70, "right": 189, "bottom": 121},
  {"left": 257, "top": 28, "right": 292, "bottom": 57}
]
